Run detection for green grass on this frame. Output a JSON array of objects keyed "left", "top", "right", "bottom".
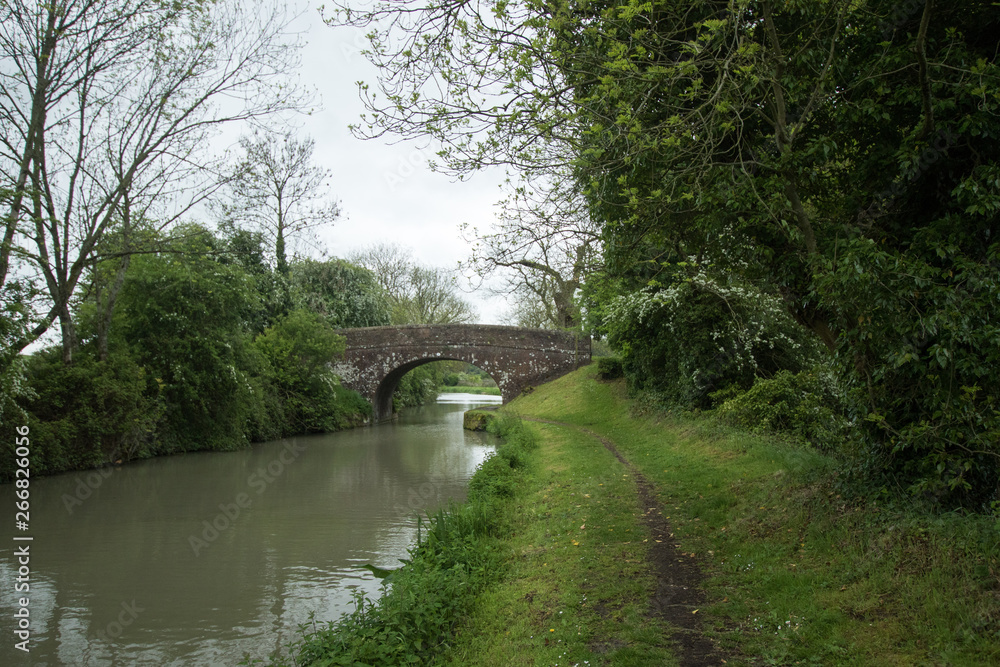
[
  {"left": 440, "top": 421, "right": 678, "bottom": 666},
  {"left": 438, "top": 386, "right": 502, "bottom": 395},
  {"left": 254, "top": 414, "right": 537, "bottom": 667},
  {"left": 263, "top": 364, "right": 1000, "bottom": 666},
  {"left": 492, "top": 364, "right": 1000, "bottom": 666}
]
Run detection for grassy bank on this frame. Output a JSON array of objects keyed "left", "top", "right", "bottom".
[
  {"left": 264, "top": 365, "right": 1000, "bottom": 665},
  {"left": 438, "top": 386, "right": 502, "bottom": 396},
  {"left": 454, "top": 365, "right": 1000, "bottom": 665}
]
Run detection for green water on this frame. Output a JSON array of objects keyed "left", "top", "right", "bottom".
[{"left": 0, "top": 396, "right": 500, "bottom": 666}]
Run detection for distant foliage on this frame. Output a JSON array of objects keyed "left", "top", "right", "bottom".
[
  {"left": 393, "top": 363, "right": 445, "bottom": 410},
  {"left": 596, "top": 356, "right": 623, "bottom": 380},
  {"left": 253, "top": 309, "right": 369, "bottom": 437},
  {"left": 605, "top": 273, "right": 823, "bottom": 408},
  {"left": 291, "top": 258, "right": 391, "bottom": 329}
]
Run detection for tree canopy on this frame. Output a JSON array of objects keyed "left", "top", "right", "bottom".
[{"left": 331, "top": 0, "right": 1000, "bottom": 508}]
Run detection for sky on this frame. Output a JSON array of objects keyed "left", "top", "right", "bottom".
[{"left": 283, "top": 3, "right": 510, "bottom": 324}]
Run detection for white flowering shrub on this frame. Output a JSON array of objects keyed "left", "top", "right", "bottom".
[{"left": 604, "top": 273, "right": 823, "bottom": 407}]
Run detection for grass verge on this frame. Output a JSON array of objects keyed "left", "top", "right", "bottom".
[
  {"left": 484, "top": 364, "right": 1000, "bottom": 666},
  {"left": 439, "top": 418, "right": 679, "bottom": 666},
  {"left": 252, "top": 414, "right": 536, "bottom": 667}
]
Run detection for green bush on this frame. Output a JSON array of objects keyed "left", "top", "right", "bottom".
[
  {"left": 604, "top": 273, "right": 824, "bottom": 408},
  {"left": 253, "top": 309, "right": 360, "bottom": 436},
  {"left": 2, "top": 349, "right": 163, "bottom": 480},
  {"left": 714, "top": 368, "right": 849, "bottom": 451},
  {"left": 596, "top": 356, "right": 623, "bottom": 380}
]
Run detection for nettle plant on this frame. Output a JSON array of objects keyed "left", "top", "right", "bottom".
[{"left": 604, "top": 270, "right": 823, "bottom": 408}]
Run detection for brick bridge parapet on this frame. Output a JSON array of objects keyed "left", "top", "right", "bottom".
[{"left": 333, "top": 324, "right": 591, "bottom": 422}]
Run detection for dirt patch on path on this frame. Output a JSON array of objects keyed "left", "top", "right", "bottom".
[{"left": 527, "top": 419, "right": 726, "bottom": 667}]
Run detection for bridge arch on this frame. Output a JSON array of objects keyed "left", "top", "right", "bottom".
[{"left": 333, "top": 325, "right": 590, "bottom": 423}]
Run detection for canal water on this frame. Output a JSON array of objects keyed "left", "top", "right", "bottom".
[{"left": 0, "top": 394, "right": 501, "bottom": 666}]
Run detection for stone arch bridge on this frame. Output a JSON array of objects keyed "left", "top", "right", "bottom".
[{"left": 333, "top": 325, "right": 591, "bottom": 422}]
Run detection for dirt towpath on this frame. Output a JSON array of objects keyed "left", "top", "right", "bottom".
[{"left": 526, "top": 418, "right": 726, "bottom": 667}]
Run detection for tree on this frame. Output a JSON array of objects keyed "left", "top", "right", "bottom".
[
  {"left": 216, "top": 131, "right": 341, "bottom": 275},
  {"left": 0, "top": 0, "right": 308, "bottom": 363},
  {"left": 462, "top": 169, "right": 600, "bottom": 329},
  {"left": 395, "top": 266, "right": 478, "bottom": 324},
  {"left": 290, "top": 258, "right": 392, "bottom": 329},
  {"left": 112, "top": 224, "right": 266, "bottom": 452},
  {"left": 351, "top": 243, "right": 478, "bottom": 324}
]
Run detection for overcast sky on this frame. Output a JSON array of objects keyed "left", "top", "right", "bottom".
[{"left": 284, "top": 3, "right": 510, "bottom": 324}]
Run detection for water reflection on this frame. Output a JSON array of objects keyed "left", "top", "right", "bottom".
[{"left": 0, "top": 398, "right": 497, "bottom": 666}]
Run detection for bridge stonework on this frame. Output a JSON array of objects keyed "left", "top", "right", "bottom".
[{"left": 333, "top": 324, "right": 591, "bottom": 422}]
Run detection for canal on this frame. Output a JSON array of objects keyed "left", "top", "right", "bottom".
[{"left": 0, "top": 394, "right": 501, "bottom": 666}]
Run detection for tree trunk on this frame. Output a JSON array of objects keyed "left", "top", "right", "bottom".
[
  {"left": 59, "top": 299, "right": 77, "bottom": 364},
  {"left": 96, "top": 254, "right": 132, "bottom": 361}
]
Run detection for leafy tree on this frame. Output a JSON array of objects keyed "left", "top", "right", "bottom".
[
  {"left": 112, "top": 225, "right": 266, "bottom": 452},
  {"left": 216, "top": 224, "right": 294, "bottom": 332},
  {"left": 290, "top": 258, "right": 392, "bottom": 328},
  {"left": 216, "top": 131, "right": 341, "bottom": 275},
  {"left": 254, "top": 309, "right": 367, "bottom": 435},
  {"left": 0, "top": 281, "right": 35, "bottom": 429},
  {"left": 0, "top": 0, "right": 308, "bottom": 362}
]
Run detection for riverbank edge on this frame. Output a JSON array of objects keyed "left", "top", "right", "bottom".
[
  {"left": 447, "top": 365, "right": 1000, "bottom": 665},
  {"left": 3, "top": 377, "right": 474, "bottom": 485},
  {"left": 252, "top": 411, "right": 539, "bottom": 666},
  {"left": 261, "top": 364, "right": 1000, "bottom": 666}
]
